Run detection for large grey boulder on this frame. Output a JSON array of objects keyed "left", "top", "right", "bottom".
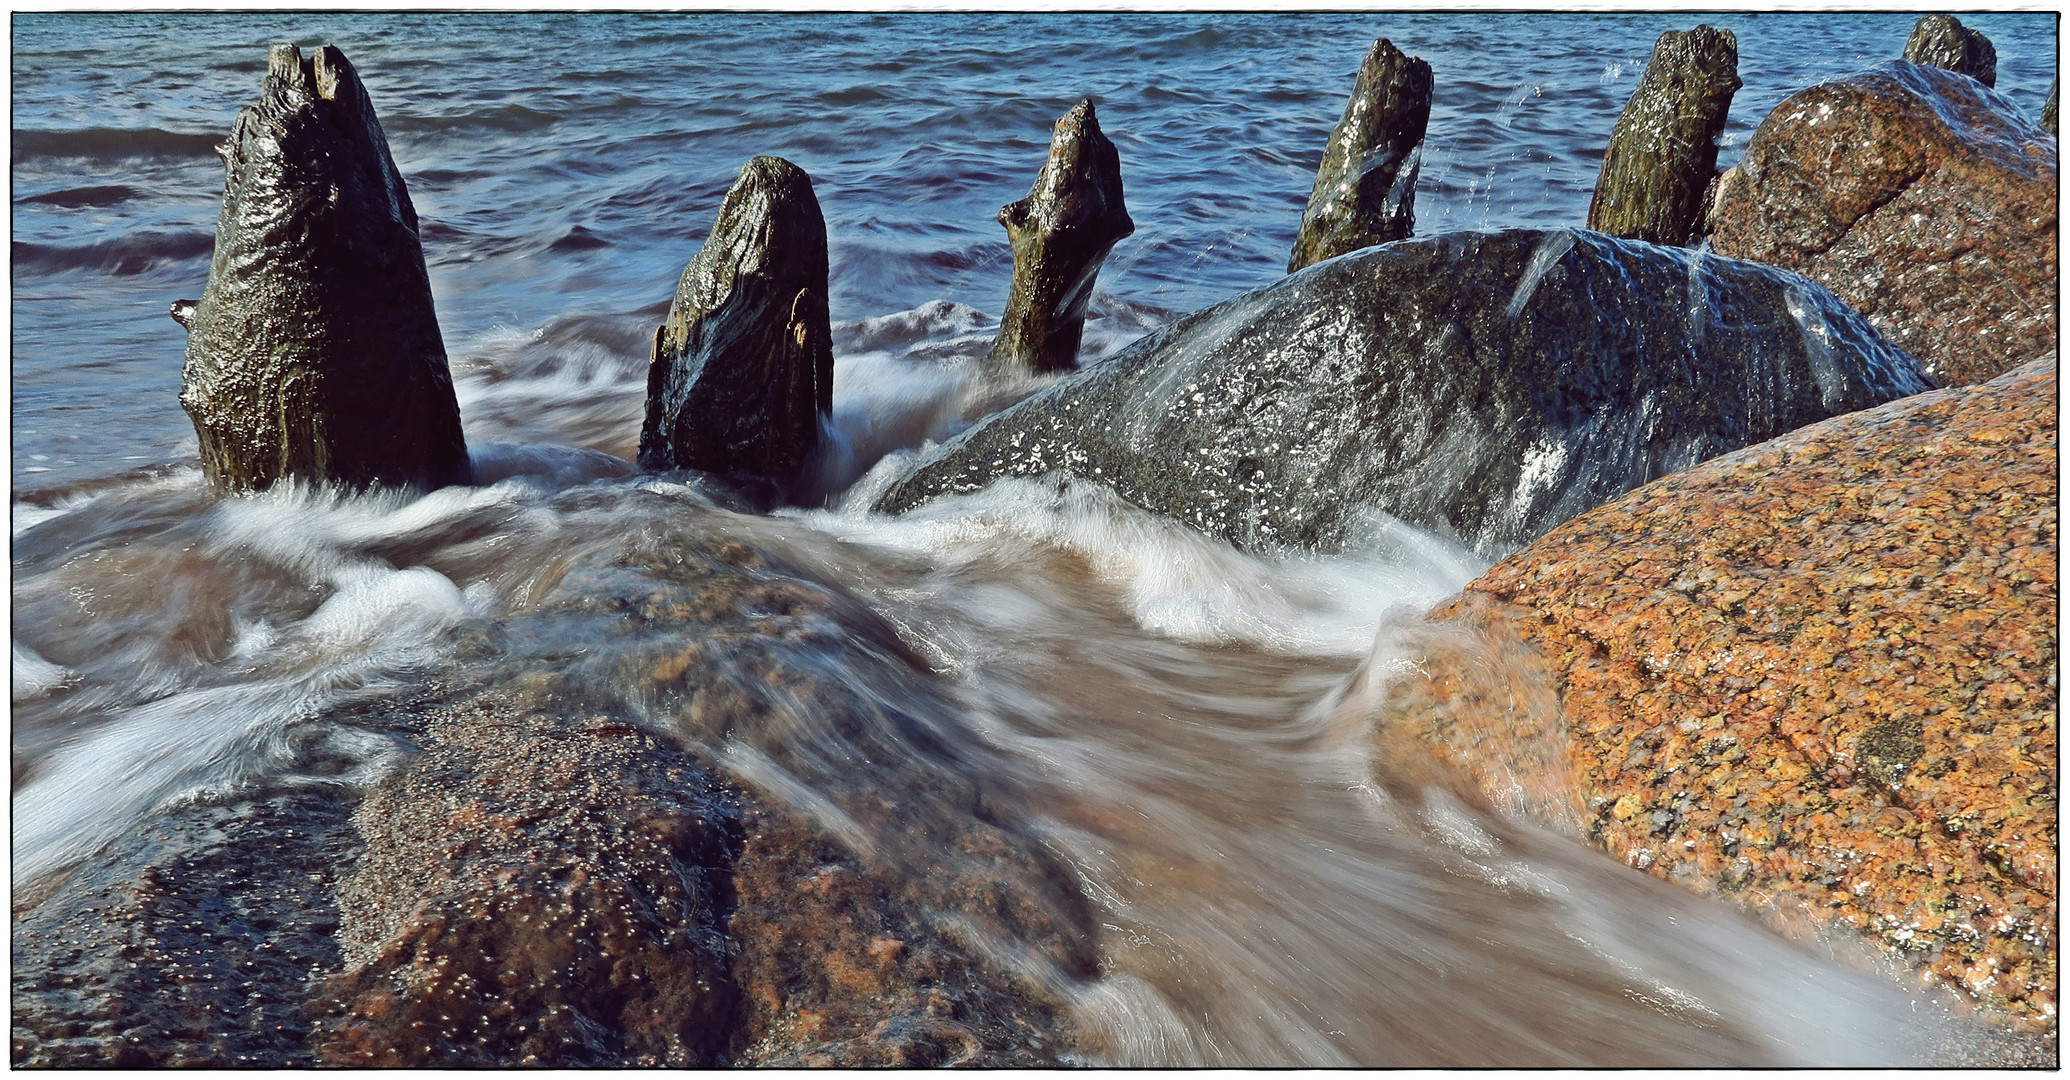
[
  {"left": 174, "top": 44, "right": 470, "bottom": 494},
  {"left": 875, "top": 229, "right": 1934, "bottom": 555},
  {"left": 1287, "top": 37, "right": 1432, "bottom": 273},
  {"left": 638, "top": 156, "right": 833, "bottom": 498}
]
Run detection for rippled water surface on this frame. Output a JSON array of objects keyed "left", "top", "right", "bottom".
[{"left": 11, "top": 11, "right": 2058, "bottom": 1067}]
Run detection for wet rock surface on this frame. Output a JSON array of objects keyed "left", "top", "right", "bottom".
[
  {"left": 638, "top": 156, "right": 833, "bottom": 498},
  {"left": 312, "top": 698, "right": 739, "bottom": 1067},
  {"left": 1286, "top": 38, "right": 1432, "bottom": 272},
  {"left": 11, "top": 786, "right": 363, "bottom": 1067},
  {"left": 1709, "top": 62, "right": 2057, "bottom": 387},
  {"left": 1903, "top": 15, "right": 1997, "bottom": 87},
  {"left": 877, "top": 228, "right": 1932, "bottom": 556},
  {"left": 990, "top": 100, "right": 1135, "bottom": 374},
  {"left": 1587, "top": 25, "right": 1740, "bottom": 245},
  {"left": 13, "top": 488, "right": 1097, "bottom": 1068},
  {"left": 176, "top": 44, "right": 469, "bottom": 494},
  {"left": 1422, "top": 356, "right": 2057, "bottom": 1029}
]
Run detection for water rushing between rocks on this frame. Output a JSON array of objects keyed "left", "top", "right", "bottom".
[{"left": 12, "top": 11, "right": 2057, "bottom": 1067}]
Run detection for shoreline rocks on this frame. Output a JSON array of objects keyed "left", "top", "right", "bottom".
[
  {"left": 638, "top": 156, "right": 834, "bottom": 499},
  {"left": 989, "top": 99, "right": 1135, "bottom": 375},
  {"left": 1287, "top": 38, "right": 1432, "bottom": 272},
  {"left": 1709, "top": 61, "right": 2057, "bottom": 387},
  {"left": 1587, "top": 25, "right": 1741, "bottom": 245},
  {"left": 878, "top": 228, "right": 1932, "bottom": 556},
  {"left": 1401, "top": 356, "right": 2057, "bottom": 1028},
  {"left": 174, "top": 44, "right": 470, "bottom": 494}
]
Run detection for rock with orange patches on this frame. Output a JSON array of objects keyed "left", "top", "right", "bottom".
[
  {"left": 1418, "top": 356, "right": 2056, "bottom": 1026},
  {"left": 1710, "top": 62, "right": 2056, "bottom": 387}
]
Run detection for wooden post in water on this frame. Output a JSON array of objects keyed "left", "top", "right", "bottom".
[
  {"left": 638, "top": 156, "right": 833, "bottom": 495},
  {"left": 175, "top": 44, "right": 470, "bottom": 494},
  {"left": 1287, "top": 38, "right": 1432, "bottom": 273},
  {"left": 1586, "top": 25, "right": 1740, "bottom": 247},
  {"left": 1904, "top": 14, "right": 1997, "bottom": 87},
  {"left": 990, "top": 99, "right": 1134, "bottom": 375}
]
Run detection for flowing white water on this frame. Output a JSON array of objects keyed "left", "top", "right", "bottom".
[{"left": 8, "top": 301, "right": 2006, "bottom": 1065}]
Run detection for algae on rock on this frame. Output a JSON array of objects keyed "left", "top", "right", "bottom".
[{"left": 1287, "top": 37, "right": 1432, "bottom": 273}]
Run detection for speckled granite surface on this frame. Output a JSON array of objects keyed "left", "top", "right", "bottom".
[
  {"left": 1422, "top": 356, "right": 2057, "bottom": 1026},
  {"left": 1711, "top": 62, "right": 2057, "bottom": 388}
]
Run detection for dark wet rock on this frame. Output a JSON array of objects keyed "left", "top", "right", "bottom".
[
  {"left": 990, "top": 99, "right": 1135, "bottom": 374},
  {"left": 1903, "top": 15, "right": 1997, "bottom": 88},
  {"left": 1587, "top": 25, "right": 1740, "bottom": 245},
  {"left": 2042, "top": 78, "right": 2058, "bottom": 134},
  {"left": 876, "top": 228, "right": 1932, "bottom": 556},
  {"left": 637, "top": 156, "right": 833, "bottom": 498},
  {"left": 1709, "top": 62, "right": 2057, "bottom": 387},
  {"left": 1286, "top": 38, "right": 1432, "bottom": 272},
  {"left": 11, "top": 786, "right": 363, "bottom": 1067},
  {"left": 176, "top": 44, "right": 469, "bottom": 494},
  {"left": 1414, "top": 356, "right": 2058, "bottom": 1030}
]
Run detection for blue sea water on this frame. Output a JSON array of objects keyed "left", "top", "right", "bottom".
[
  {"left": 10, "top": 11, "right": 2058, "bottom": 493},
  {"left": 7, "top": 13, "right": 2059, "bottom": 1066}
]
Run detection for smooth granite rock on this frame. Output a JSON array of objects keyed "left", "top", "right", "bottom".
[
  {"left": 1587, "top": 25, "right": 1740, "bottom": 245},
  {"left": 1287, "top": 38, "right": 1432, "bottom": 272},
  {"left": 1417, "top": 356, "right": 2057, "bottom": 1029},
  {"left": 877, "top": 228, "right": 1933, "bottom": 556},
  {"left": 1903, "top": 15, "right": 1997, "bottom": 87},
  {"left": 1709, "top": 62, "right": 2057, "bottom": 387},
  {"left": 990, "top": 100, "right": 1135, "bottom": 374},
  {"left": 638, "top": 156, "right": 834, "bottom": 497},
  {"left": 175, "top": 44, "right": 470, "bottom": 494}
]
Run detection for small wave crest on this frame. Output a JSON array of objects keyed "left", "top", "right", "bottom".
[
  {"left": 794, "top": 474, "right": 1478, "bottom": 657},
  {"left": 12, "top": 230, "right": 214, "bottom": 275},
  {"left": 11, "top": 126, "right": 222, "bottom": 161}
]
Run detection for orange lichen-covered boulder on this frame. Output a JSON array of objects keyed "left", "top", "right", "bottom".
[
  {"left": 1425, "top": 356, "right": 2057, "bottom": 1025},
  {"left": 1709, "top": 62, "right": 2057, "bottom": 388}
]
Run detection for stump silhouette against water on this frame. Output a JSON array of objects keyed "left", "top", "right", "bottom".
[
  {"left": 989, "top": 99, "right": 1134, "bottom": 375},
  {"left": 637, "top": 156, "right": 833, "bottom": 495},
  {"left": 175, "top": 43, "right": 470, "bottom": 494},
  {"left": 1903, "top": 14, "right": 1997, "bottom": 87},
  {"left": 1586, "top": 25, "right": 1740, "bottom": 246},
  {"left": 1287, "top": 38, "right": 1432, "bottom": 273}
]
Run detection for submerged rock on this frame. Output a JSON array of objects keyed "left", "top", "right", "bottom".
[
  {"left": 1586, "top": 25, "right": 1740, "bottom": 245},
  {"left": 1287, "top": 38, "right": 1432, "bottom": 272},
  {"left": 1409, "top": 355, "right": 2056, "bottom": 1028},
  {"left": 638, "top": 156, "right": 833, "bottom": 496},
  {"left": 1903, "top": 14, "right": 1997, "bottom": 87},
  {"left": 176, "top": 44, "right": 470, "bottom": 494},
  {"left": 307, "top": 501, "right": 1092, "bottom": 1066},
  {"left": 1709, "top": 62, "right": 2057, "bottom": 387},
  {"left": 877, "top": 228, "right": 1932, "bottom": 556},
  {"left": 990, "top": 100, "right": 1134, "bottom": 374},
  {"left": 2042, "top": 78, "right": 2058, "bottom": 134}
]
